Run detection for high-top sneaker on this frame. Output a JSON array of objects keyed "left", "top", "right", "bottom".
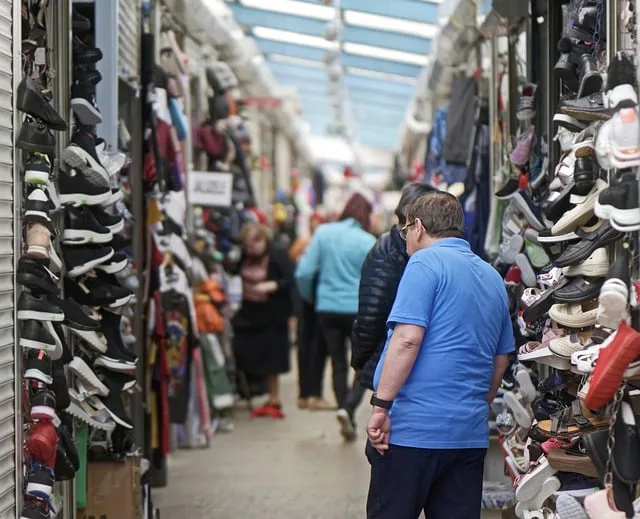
[
  {"left": 101, "top": 310, "right": 138, "bottom": 363},
  {"left": 74, "top": 63, "right": 102, "bottom": 86},
  {"left": 17, "top": 257, "right": 58, "bottom": 295},
  {"left": 54, "top": 423, "right": 79, "bottom": 481},
  {"left": 94, "top": 319, "right": 137, "bottom": 372},
  {"left": 95, "top": 367, "right": 136, "bottom": 392},
  {"left": 58, "top": 297, "right": 100, "bottom": 331},
  {"left": 30, "top": 388, "right": 57, "bottom": 420},
  {"left": 20, "top": 496, "right": 52, "bottom": 519},
  {"left": 24, "top": 350, "right": 53, "bottom": 385},
  {"left": 70, "top": 81, "right": 102, "bottom": 125},
  {"left": 63, "top": 205, "right": 112, "bottom": 245},
  {"left": 25, "top": 463, "right": 54, "bottom": 499},
  {"left": 24, "top": 221, "right": 51, "bottom": 260},
  {"left": 25, "top": 420, "right": 58, "bottom": 468},
  {"left": 95, "top": 376, "right": 133, "bottom": 429},
  {"left": 51, "top": 363, "right": 71, "bottom": 411},
  {"left": 17, "top": 76, "right": 68, "bottom": 131},
  {"left": 72, "top": 7, "right": 91, "bottom": 32},
  {"left": 61, "top": 126, "right": 109, "bottom": 186},
  {"left": 17, "top": 117, "right": 56, "bottom": 155},
  {"left": 23, "top": 152, "right": 51, "bottom": 185},
  {"left": 73, "top": 35, "right": 103, "bottom": 64},
  {"left": 24, "top": 188, "right": 54, "bottom": 222},
  {"left": 58, "top": 168, "right": 110, "bottom": 206}
]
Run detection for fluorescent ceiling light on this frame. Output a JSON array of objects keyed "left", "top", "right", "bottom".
[
  {"left": 253, "top": 26, "right": 337, "bottom": 50},
  {"left": 343, "top": 42, "right": 429, "bottom": 66},
  {"left": 239, "top": 0, "right": 334, "bottom": 21},
  {"left": 344, "top": 10, "right": 439, "bottom": 39},
  {"left": 269, "top": 54, "right": 325, "bottom": 68},
  {"left": 345, "top": 67, "right": 416, "bottom": 85}
]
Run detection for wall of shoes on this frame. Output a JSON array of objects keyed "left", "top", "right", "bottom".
[{"left": 488, "top": 0, "right": 640, "bottom": 517}]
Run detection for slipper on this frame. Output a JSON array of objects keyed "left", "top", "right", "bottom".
[
  {"left": 556, "top": 494, "right": 588, "bottom": 519},
  {"left": 597, "top": 279, "right": 629, "bottom": 331},
  {"left": 549, "top": 332, "right": 592, "bottom": 359},
  {"left": 515, "top": 455, "right": 557, "bottom": 502},
  {"left": 584, "top": 321, "right": 640, "bottom": 409},
  {"left": 504, "top": 390, "right": 533, "bottom": 429},
  {"left": 536, "top": 400, "right": 607, "bottom": 439}
]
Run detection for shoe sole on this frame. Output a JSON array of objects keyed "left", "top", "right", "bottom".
[
  {"left": 598, "top": 285, "right": 628, "bottom": 330},
  {"left": 560, "top": 106, "right": 612, "bottom": 122},
  {"left": 69, "top": 357, "right": 109, "bottom": 397},
  {"left": 59, "top": 190, "right": 111, "bottom": 206},
  {"left": 106, "top": 220, "right": 124, "bottom": 234},
  {"left": 31, "top": 405, "right": 56, "bottom": 421},
  {"left": 99, "top": 401, "right": 134, "bottom": 429},
  {"left": 578, "top": 73, "right": 603, "bottom": 99},
  {"left": 585, "top": 325, "right": 640, "bottom": 409},
  {"left": 61, "top": 145, "right": 109, "bottom": 187},
  {"left": 94, "top": 355, "right": 137, "bottom": 373},
  {"left": 24, "top": 169, "right": 50, "bottom": 185},
  {"left": 66, "top": 327, "right": 107, "bottom": 353},
  {"left": 106, "top": 294, "right": 135, "bottom": 309},
  {"left": 553, "top": 114, "right": 587, "bottom": 132},
  {"left": 17, "top": 88, "right": 68, "bottom": 131},
  {"left": 70, "top": 97, "right": 103, "bottom": 126},
  {"left": 548, "top": 306, "right": 596, "bottom": 328},
  {"left": 515, "top": 457, "right": 556, "bottom": 502},
  {"left": 18, "top": 309, "right": 64, "bottom": 322},
  {"left": 20, "top": 336, "right": 57, "bottom": 352},
  {"left": 24, "top": 369, "right": 53, "bottom": 385},
  {"left": 25, "top": 481, "right": 53, "bottom": 499},
  {"left": 502, "top": 391, "right": 533, "bottom": 430},
  {"left": 65, "top": 400, "right": 115, "bottom": 432},
  {"left": 515, "top": 476, "right": 561, "bottom": 518},
  {"left": 96, "top": 258, "right": 128, "bottom": 274},
  {"left": 511, "top": 192, "right": 545, "bottom": 231},
  {"left": 101, "top": 190, "right": 123, "bottom": 206},
  {"left": 66, "top": 249, "right": 114, "bottom": 278},
  {"left": 62, "top": 228, "right": 113, "bottom": 245}
]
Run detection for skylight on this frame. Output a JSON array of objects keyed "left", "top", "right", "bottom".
[
  {"left": 252, "top": 26, "right": 338, "bottom": 50},
  {"left": 346, "top": 67, "right": 417, "bottom": 85},
  {"left": 343, "top": 42, "right": 429, "bottom": 66},
  {"left": 239, "top": 0, "right": 334, "bottom": 21},
  {"left": 343, "top": 10, "right": 439, "bottom": 39},
  {"left": 269, "top": 54, "right": 325, "bottom": 69}
]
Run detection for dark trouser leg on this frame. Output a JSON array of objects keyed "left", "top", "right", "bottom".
[
  {"left": 366, "top": 442, "right": 430, "bottom": 519},
  {"left": 343, "top": 378, "right": 367, "bottom": 419},
  {"left": 423, "top": 448, "right": 486, "bottom": 519},
  {"left": 318, "top": 313, "right": 350, "bottom": 408},
  {"left": 297, "top": 302, "right": 316, "bottom": 399},
  {"left": 309, "top": 320, "right": 327, "bottom": 397}
]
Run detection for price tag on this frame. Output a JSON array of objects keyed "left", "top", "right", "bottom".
[{"left": 34, "top": 47, "right": 46, "bottom": 65}]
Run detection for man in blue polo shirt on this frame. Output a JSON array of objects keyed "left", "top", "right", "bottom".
[{"left": 366, "top": 191, "right": 514, "bottom": 519}]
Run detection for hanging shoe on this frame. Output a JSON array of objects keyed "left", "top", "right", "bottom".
[
  {"left": 17, "top": 77, "right": 67, "bottom": 131},
  {"left": 577, "top": 54, "right": 603, "bottom": 98},
  {"left": 16, "top": 118, "right": 56, "bottom": 155}
]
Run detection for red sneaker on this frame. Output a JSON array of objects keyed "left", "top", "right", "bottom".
[
  {"left": 25, "top": 421, "right": 58, "bottom": 468},
  {"left": 250, "top": 403, "right": 285, "bottom": 419},
  {"left": 504, "top": 265, "right": 522, "bottom": 286},
  {"left": 585, "top": 321, "right": 640, "bottom": 409}
]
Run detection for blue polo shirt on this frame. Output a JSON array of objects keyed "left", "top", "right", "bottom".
[{"left": 373, "top": 238, "right": 514, "bottom": 449}]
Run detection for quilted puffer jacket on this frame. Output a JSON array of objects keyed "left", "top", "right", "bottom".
[{"left": 351, "top": 226, "right": 408, "bottom": 390}]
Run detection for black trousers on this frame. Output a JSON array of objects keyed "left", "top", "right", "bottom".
[
  {"left": 317, "top": 312, "right": 358, "bottom": 409},
  {"left": 297, "top": 301, "right": 327, "bottom": 399},
  {"left": 366, "top": 442, "right": 486, "bottom": 519}
]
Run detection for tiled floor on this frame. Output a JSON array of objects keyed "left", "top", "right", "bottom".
[{"left": 154, "top": 366, "right": 372, "bottom": 519}]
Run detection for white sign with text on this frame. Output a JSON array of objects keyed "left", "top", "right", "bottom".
[{"left": 189, "top": 171, "right": 234, "bottom": 207}]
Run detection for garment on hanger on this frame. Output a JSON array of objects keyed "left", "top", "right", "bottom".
[{"left": 443, "top": 75, "right": 478, "bottom": 165}]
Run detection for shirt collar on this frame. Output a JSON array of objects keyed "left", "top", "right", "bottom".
[{"left": 428, "top": 237, "right": 470, "bottom": 250}]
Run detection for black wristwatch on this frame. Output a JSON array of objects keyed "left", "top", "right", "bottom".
[{"left": 370, "top": 393, "right": 393, "bottom": 410}]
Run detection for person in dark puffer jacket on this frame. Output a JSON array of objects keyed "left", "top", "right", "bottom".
[{"left": 350, "top": 183, "right": 436, "bottom": 391}]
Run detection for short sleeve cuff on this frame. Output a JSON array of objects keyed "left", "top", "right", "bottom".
[
  {"left": 497, "top": 343, "right": 516, "bottom": 355},
  {"left": 387, "top": 315, "right": 429, "bottom": 329}
]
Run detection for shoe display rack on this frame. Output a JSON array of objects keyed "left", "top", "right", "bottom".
[
  {"left": 18, "top": 1, "right": 141, "bottom": 517},
  {"left": 489, "top": 0, "right": 640, "bottom": 517}
]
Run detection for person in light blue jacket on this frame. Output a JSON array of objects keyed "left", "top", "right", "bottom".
[{"left": 295, "top": 193, "right": 376, "bottom": 436}]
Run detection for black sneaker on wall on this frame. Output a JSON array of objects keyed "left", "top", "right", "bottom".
[
  {"left": 61, "top": 126, "right": 109, "bottom": 186},
  {"left": 62, "top": 245, "right": 114, "bottom": 278},
  {"left": 73, "top": 35, "right": 103, "bottom": 64},
  {"left": 58, "top": 168, "right": 110, "bottom": 206},
  {"left": 23, "top": 152, "right": 52, "bottom": 185},
  {"left": 63, "top": 206, "right": 112, "bottom": 245},
  {"left": 17, "top": 76, "right": 68, "bottom": 131},
  {"left": 17, "top": 257, "right": 58, "bottom": 295},
  {"left": 17, "top": 292, "right": 64, "bottom": 322},
  {"left": 17, "top": 118, "right": 56, "bottom": 155}
]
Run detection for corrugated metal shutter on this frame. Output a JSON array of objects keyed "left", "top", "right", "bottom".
[
  {"left": 0, "top": 1, "right": 15, "bottom": 518},
  {"left": 118, "top": 0, "right": 141, "bottom": 83}
]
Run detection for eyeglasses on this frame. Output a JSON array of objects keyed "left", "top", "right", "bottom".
[{"left": 399, "top": 221, "right": 416, "bottom": 240}]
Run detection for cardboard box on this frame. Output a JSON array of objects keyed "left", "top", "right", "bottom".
[{"left": 77, "top": 456, "right": 142, "bottom": 519}]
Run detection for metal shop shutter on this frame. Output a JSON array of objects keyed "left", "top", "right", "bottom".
[
  {"left": 118, "top": 0, "right": 141, "bottom": 82},
  {"left": 0, "top": 1, "right": 15, "bottom": 518}
]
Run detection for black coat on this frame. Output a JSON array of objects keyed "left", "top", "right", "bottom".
[{"left": 351, "top": 226, "right": 408, "bottom": 390}]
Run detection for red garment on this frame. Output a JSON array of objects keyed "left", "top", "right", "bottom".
[
  {"left": 197, "top": 123, "right": 225, "bottom": 158},
  {"left": 152, "top": 291, "right": 171, "bottom": 457},
  {"left": 155, "top": 118, "right": 176, "bottom": 166}
]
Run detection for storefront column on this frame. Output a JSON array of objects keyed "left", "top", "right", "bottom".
[{"left": 94, "top": 1, "right": 119, "bottom": 148}]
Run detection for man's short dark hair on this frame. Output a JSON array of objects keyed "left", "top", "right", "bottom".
[
  {"left": 394, "top": 183, "right": 437, "bottom": 225},
  {"left": 407, "top": 191, "right": 465, "bottom": 239}
]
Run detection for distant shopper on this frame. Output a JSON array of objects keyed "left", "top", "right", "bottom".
[
  {"left": 232, "top": 222, "right": 294, "bottom": 419},
  {"left": 295, "top": 193, "right": 376, "bottom": 439},
  {"left": 349, "top": 183, "right": 436, "bottom": 422},
  {"left": 365, "top": 191, "right": 513, "bottom": 519},
  {"left": 289, "top": 212, "right": 334, "bottom": 411}
]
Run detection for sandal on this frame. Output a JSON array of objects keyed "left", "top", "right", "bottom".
[{"left": 536, "top": 400, "right": 607, "bottom": 439}]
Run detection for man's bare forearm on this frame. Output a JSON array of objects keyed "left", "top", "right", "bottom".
[
  {"left": 376, "top": 325, "right": 424, "bottom": 402},
  {"left": 486, "top": 355, "right": 510, "bottom": 404}
]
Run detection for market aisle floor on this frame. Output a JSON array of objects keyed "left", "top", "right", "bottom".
[{"left": 154, "top": 364, "right": 372, "bottom": 518}]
